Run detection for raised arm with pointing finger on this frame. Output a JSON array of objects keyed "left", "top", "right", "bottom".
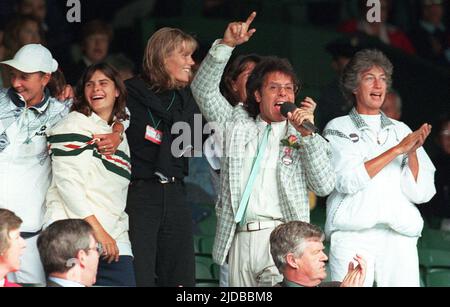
[{"left": 191, "top": 12, "right": 257, "bottom": 125}]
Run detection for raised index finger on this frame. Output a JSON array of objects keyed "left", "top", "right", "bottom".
[{"left": 245, "top": 11, "right": 257, "bottom": 26}]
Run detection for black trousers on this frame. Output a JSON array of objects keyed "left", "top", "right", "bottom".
[{"left": 126, "top": 179, "right": 195, "bottom": 287}]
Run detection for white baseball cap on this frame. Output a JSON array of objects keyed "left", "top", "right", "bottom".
[{"left": 0, "top": 44, "right": 58, "bottom": 74}]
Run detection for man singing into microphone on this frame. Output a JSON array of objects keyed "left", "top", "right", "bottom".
[{"left": 191, "top": 12, "right": 335, "bottom": 287}]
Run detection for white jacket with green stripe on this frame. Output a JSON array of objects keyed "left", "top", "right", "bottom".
[{"left": 44, "top": 111, "right": 132, "bottom": 255}]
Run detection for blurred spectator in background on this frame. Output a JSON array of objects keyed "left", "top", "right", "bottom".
[
  {"left": 1, "top": 15, "right": 44, "bottom": 87},
  {"left": 409, "top": 0, "right": 450, "bottom": 66},
  {"left": 381, "top": 89, "right": 402, "bottom": 120},
  {"left": 16, "top": 0, "right": 74, "bottom": 70},
  {"left": 65, "top": 20, "right": 113, "bottom": 86},
  {"left": 0, "top": 209, "right": 26, "bottom": 288},
  {"left": 0, "top": 31, "right": 5, "bottom": 87},
  {"left": 45, "top": 63, "right": 134, "bottom": 287},
  {"left": 338, "top": 0, "right": 416, "bottom": 54},
  {"left": 38, "top": 219, "right": 100, "bottom": 287}
]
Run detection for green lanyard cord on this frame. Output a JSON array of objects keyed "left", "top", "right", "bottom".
[{"left": 147, "top": 92, "right": 176, "bottom": 130}]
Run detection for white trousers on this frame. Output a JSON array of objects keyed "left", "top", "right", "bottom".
[
  {"left": 7, "top": 235, "right": 45, "bottom": 285},
  {"left": 228, "top": 227, "right": 283, "bottom": 287},
  {"left": 329, "top": 227, "right": 420, "bottom": 287}
]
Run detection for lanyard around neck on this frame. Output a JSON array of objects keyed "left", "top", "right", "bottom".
[{"left": 147, "top": 92, "right": 176, "bottom": 130}]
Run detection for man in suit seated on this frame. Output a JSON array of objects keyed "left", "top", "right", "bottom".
[
  {"left": 270, "top": 221, "right": 366, "bottom": 287},
  {"left": 37, "top": 219, "right": 101, "bottom": 287}
]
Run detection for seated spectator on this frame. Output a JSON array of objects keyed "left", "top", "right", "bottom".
[
  {"left": 270, "top": 221, "right": 366, "bottom": 287},
  {"left": 0, "top": 209, "right": 26, "bottom": 287},
  {"left": 65, "top": 20, "right": 113, "bottom": 85},
  {"left": 37, "top": 219, "right": 100, "bottom": 287},
  {"left": 381, "top": 89, "right": 402, "bottom": 120},
  {"left": 0, "top": 30, "right": 5, "bottom": 61},
  {"left": 338, "top": 0, "right": 416, "bottom": 54},
  {"left": 409, "top": 0, "right": 449, "bottom": 66}
]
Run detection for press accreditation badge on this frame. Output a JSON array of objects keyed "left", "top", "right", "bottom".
[{"left": 145, "top": 125, "right": 163, "bottom": 145}]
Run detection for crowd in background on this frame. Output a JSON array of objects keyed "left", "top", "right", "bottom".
[{"left": 0, "top": 0, "right": 449, "bottom": 87}]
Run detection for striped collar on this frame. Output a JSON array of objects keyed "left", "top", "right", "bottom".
[{"left": 349, "top": 107, "right": 394, "bottom": 131}]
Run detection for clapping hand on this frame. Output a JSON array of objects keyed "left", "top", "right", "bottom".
[
  {"left": 340, "top": 254, "right": 367, "bottom": 287},
  {"left": 396, "top": 123, "right": 432, "bottom": 155}
]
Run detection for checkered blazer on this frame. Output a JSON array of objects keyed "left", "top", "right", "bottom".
[{"left": 191, "top": 50, "right": 335, "bottom": 265}]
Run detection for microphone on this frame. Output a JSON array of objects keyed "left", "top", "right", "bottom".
[{"left": 280, "top": 102, "right": 319, "bottom": 133}]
